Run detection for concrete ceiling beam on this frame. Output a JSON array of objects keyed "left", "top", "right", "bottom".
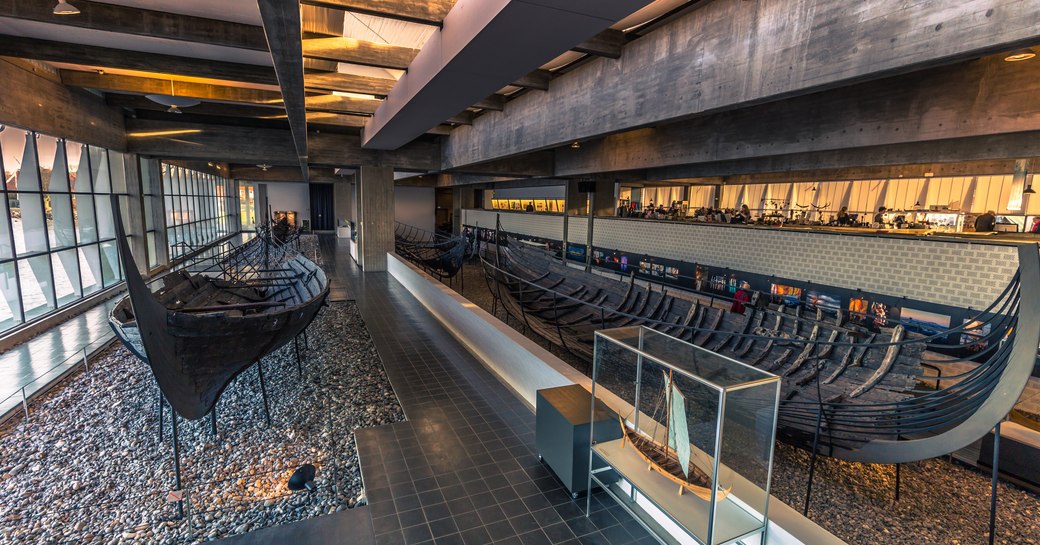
[
  {"left": 60, "top": 70, "right": 282, "bottom": 104},
  {"left": 304, "top": 72, "right": 397, "bottom": 95},
  {"left": 300, "top": 0, "right": 454, "bottom": 26},
  {"left": 302, "top": 37, "right": 419, "bottom": 70},
  {"left": 258, "top": 0, "right": 309, "bottom": 180}
]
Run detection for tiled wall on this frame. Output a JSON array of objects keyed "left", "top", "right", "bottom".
[{"left": 462, "top": 210, "right": 1020, "bottom": 309}]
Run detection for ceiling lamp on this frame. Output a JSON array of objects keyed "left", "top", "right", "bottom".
[
  {"left": 570, "top": 141, "right": 581, "bottom": 150},
  {"left": 146, "top": 80, "right": 200, "bottom": 114},
  {"left": 1004, "top": 48, "right": 1036, "bottom": 62},
  {"left": 257, "top": 164, "right": 271, "bottom": 172},
  {"left": 53, "top": 0, "right": 80, "bottom": 15}
]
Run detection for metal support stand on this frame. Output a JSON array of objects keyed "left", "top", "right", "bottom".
[
  {"left": 294, "top": 336, "right": 303, "bottom": 378},
  {"left": 256, "top": 361, "right": 272, "bottom": 427},
  {"left": 894, "top": 463, "right": 901, "bottom": 502},
  {"left": 20, "top": 387, "right": 28, "bottom": 420},
  {"left": 802, "top": 408, "right": 824, "bottom": 516},
  {"left": 170, "top": 406, "right": 184, "bottom": 519},
  {"left": 210, "top": 409, "right": 218, "bottom": 436},
  {"left": 157, "top": 389, "right": 164, "bottom": 441},
  {"left": 988, "top": 422, "right": 1001, "bottom": 545}
]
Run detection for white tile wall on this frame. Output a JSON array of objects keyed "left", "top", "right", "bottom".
[{"left": 462, "top": 211, "right": 1019, "bottom": 309}]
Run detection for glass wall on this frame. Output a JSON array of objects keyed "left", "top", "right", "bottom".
[
  {"left": 239, "top": 182, "right": 256, "bottom": 231},
  {"left": 0, "top": 125, "right": 127, "bottom": 333},
  {"left": 162, "top": 163, "right": 236, "bottom": 260}
]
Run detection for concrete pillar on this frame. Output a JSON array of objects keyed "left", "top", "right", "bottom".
[
  {"left": 357, "top": 165, "right": 395, "bottom": 271},
  {"left": 451, "top": 187, "right": 476, "bottom": 235},
  {"left": 333, "top": 174, "right": 354, "bottom": 227}
]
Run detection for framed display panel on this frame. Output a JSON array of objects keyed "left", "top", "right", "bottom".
[{"left": 588, "top": 326, "right": 781, "bottom": 545}]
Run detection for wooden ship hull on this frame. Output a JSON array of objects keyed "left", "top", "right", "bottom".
[
  {"left": 109, "top": 203, "right": 329, "bottom": 421},
  {"left": 480, "top": 231, "right": 1040, "bottom": 464}
]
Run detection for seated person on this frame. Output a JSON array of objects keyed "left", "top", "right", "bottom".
[
  {"left": 974, "top": 210, "right": 996, "bottom": 232},
  {"left": 873, "top": 206, "right": 887, "bottom": 226},
  {"left": 836, "top": 206, "right": 850, "bottom": 226}
]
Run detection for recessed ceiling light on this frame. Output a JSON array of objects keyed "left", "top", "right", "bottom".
[
  {"left": 1004, "top": 48, "right": 1036, "bottom": 62},
  {"left": 53, "top": 0, "right": 80, "bottom": 15}
]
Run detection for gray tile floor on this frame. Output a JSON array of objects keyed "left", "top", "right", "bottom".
[{"left": 323, "top": 237, "right": 653, "bottom": 545}]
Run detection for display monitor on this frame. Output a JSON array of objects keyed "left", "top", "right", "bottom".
[
  {"left": 899, "top": 307, "right": 951, "bottom": 334},
  {"left": 770, "top": 283, "right": 802, "bottom": 306},
  {"left": 807, "top": 291, "right": 842, "bottom": 313},
  {"left": 959, "top": 318, "right": 991, "bottom": 352},
  {"left": 665, "top": 266, "right": 680, "bottom": 280}
]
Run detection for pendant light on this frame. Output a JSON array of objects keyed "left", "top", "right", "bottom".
[
  {"left": 53, "top": 0, "right": 80, "bottom": 15},
  {"left": 145, "top": 80, "right": 200, "bottom": 114}
]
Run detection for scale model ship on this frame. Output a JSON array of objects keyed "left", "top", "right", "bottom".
[
  {"left": 479, "top": 223, "right": 1040, "bottom": 465},
  {"left": 108, "top": 197, "right": 329, "bottom": 420}
]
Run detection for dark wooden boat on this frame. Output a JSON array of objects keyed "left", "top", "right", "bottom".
[
  {"left": 394, "top": 222, "right": 469, "bottom": 281},
  {"left": 109, "top": 199, "right": 329, "bottom": 420},
  {"left": 480, "top": 223, "right": 1040, "bottom": 464}
]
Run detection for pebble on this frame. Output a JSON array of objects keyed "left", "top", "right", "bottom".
[{"left": 0, "top": 296, "right": 404, "bottom": 545}]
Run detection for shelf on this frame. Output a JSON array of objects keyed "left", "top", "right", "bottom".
[{"left": 593, "top": 438, "right": 764, "bottom": 545}]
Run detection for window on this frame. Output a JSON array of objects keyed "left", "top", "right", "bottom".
[
  {"left": 162, "top": 163, "right": 236, "bottom": 260},
  {"left": 0, "top": 125, "right": 127, "bottom": 333}
]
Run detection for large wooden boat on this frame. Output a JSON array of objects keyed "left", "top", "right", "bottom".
[
  {"left": 109, "top": 199, "right": 329, "bottom": 420},
  {"left": 479, "top": 223, "right": 1040, "bottom": 464},
  {"left": 620, "top": 370, "right": 730, "bottom": 501}
]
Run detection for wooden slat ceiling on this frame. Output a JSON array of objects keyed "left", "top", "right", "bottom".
[{"left": 0, "top": 0, "right": 693, "bottom": 151}]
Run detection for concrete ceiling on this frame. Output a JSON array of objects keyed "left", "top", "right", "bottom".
[{"left": 92, "top": 0, "right": 262, "bottom": 25}]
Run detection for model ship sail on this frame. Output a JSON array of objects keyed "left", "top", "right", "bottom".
[
  {"left": 620, "top": 371, "right": 730, "bottom": 501},
  {"left": 667, "top": 374, "right": 692, "bottom": 479}
]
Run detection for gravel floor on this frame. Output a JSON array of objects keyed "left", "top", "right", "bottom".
[
  {"left": 0, "top": 301, "right": 403, "bottom": 545},
  {"left": 448, "top": 258, "right": 1040, "bottom": 545}
]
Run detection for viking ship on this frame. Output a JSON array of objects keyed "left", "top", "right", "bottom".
[
  {"left": 394, "top": 222, "right": 470, "bottom": 281},
  {"left": 479, "top": 220, "right": 1040, "bottom": 464},
  {"left": 108, "top": 197, "right": 329, "bottom": 420},
  {"left": 620, "top": 369, "right": 731, "bottom": 501}
]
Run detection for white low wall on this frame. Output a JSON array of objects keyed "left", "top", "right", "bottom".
[{"left": 387, "top": 253, "right": 846, "bottom": 545}]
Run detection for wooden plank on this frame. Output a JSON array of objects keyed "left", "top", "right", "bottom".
[
  {"left": 305, "top": 95, "right": 382, "bottom": 115},
  {"left": 307, "top": 111, "right": 368, "bottom": 128},
  {"left": 0, "top": 0, "right": 267, "bottom": 51},
  {"left": 300, "top": 0, "right": 454, "bottom": 26},
  {"left": 258, "top": 0, "right": 310, "bottom": 179},
  {"left": 572, "top": 29, "right": 626, "bottom": 59},
  {"left": 303, "top": 37, "right": 419, "bottom": 70},
  {"left": 304, "top": 72, "right": 396, "bottom": 95},
  {"left": 60, "top": 71, "right": 282, "bottom": 104},
  {"left": 0, "top": 35, "right": 276, "bottom": 85}
]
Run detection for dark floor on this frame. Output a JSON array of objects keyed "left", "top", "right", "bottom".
[{"left": 322, "top": 237, "right": 654, "bottom": 545}]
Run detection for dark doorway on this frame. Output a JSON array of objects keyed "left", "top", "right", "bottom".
[{"left": 309, "top": 183, "right": 334, "bottom": 231}]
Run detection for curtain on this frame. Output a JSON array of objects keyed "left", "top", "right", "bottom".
[{"left": 309, "top": 183, "right": 334, "bottom": 231}]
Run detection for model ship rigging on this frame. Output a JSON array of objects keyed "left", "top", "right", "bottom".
[
  {"left": 620, "top": 370, "right": 730, "bottom": 501},
  {"left": 479, "top": 219, "right": 1040, "bottom": 464}
]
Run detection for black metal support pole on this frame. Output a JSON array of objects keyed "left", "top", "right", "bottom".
[
  {"left": 157, "top": 389, "right": 164, "bottom": 442},
  {"left": 989, "top": 422, "right": 1002, "bottom": 545},
  {"left": 803, "top": 407, "right": 824, "bottom": 516},
  {"left": 294, "top": 336, "right": 303, "bottom": 378},
  {"left": 210, "top": 409, "right": 218, "bottom": 436},
  {"left": 257, "top": 361, "right": 272, "bottom": 427},
  {"left": 171, "top": 407, "right": 184, "bottom": 519},
  {"left": 894, "top": 463, "right": 901, "bottom": 502},
  {"left": 303, "top": 330, "right": 309, "bottom": 350}
]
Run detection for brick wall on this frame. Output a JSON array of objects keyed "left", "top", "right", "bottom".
[{"left": 462, "top": 210, "right": 1020, "bottom": 309}]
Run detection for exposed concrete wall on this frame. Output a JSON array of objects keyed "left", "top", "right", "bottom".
[
  {"left": 461, "top": 209, "right": 1019, "bottom": 310},
  {"left": 333, "top": 176, "right": 353, "bottom": 227},
  {"left": 0, "top": 60, "right": 124, "bottom": 150},
  {"left": 442, "top": 0, "right": 1040, "bottom": 170},
  {"left": 264, "top": 182, "right": 310, "bottom": 227},
  {"left": 556, "top": 56, "right": 1040, "bottom": 177},
  {"left": 357, "top": 166, "right": 394, "bottom": 271}
]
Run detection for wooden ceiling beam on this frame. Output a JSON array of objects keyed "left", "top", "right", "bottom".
[
  {"left": 0, "top": 0, "right": 268, "bottom": 51},
  {"left": 304, "top": 72, "right": 397, "bottom": 96},
  {"left": 60, "top": 71, "right": 283, "bottom": 104},
  {"left": 572, "top": 29, "right": 626, "bottom": 59},
  {"left": 303, "top": 37, "right": 418, "bottom": 70},
  {"left": 0, "top": 35, "right": 276, "bottom": 85},
  {"left": 299, "top": 0, "right": 454, "bottom": 26},
  {"left": 305, "top": 95, "right": 382, "bottom": 115},
  {"left": 307, "top": 112, "right": 368, "bottom": 128}
]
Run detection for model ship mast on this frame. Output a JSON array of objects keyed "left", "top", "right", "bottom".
[{"left": 620, "top": 370, "right": 730, "bottom": 501}]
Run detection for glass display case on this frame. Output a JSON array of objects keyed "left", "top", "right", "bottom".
[{"left": 588, "top": 326, "right": 781, "bottom": 545}]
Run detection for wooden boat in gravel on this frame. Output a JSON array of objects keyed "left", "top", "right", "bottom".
[
  {"left": 480, "top": 226, "right": 1040, "bottom": 464},
  {"left": 109, "top": 198, "right": 329, "bottom": 420}
]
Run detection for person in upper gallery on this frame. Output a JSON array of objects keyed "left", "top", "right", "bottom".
[
  {"left": 734, "top": 204, "right": 752, "bottom": 223},
  {"left": 836, "top": 206, "right": 850, "bottom": 226},
  {"left": 1030, "top": 216, "right": 1040, "bottom": 234},
  {"left": 974, "top": 210, "right": 996, "bottom": 232},
  {"left": 525, "top": 202, "right": 535, "bottom": 212},
  {"left": 873, "top": 206, "right": 888, "bottom": 226}
]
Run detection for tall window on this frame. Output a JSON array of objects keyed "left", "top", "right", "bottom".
[
  {"left": 239, "top": 183, "right": 256, "bottom": 231},
  {"left": 162, "top": 163, "right": 236, "bottom": 260},
  {"left": 0, "top": 125, "right": 127, "bottom": 333}
]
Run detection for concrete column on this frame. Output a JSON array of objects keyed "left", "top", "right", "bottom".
[
  {"left": 451, "top": 187, "right": 475, "bottom": 235},
  {"left": 333, "top": 174, "right": 354, "bottom": 227},
  {"left": 357, "top": 165, "right": 395, "bottom": 271}
]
